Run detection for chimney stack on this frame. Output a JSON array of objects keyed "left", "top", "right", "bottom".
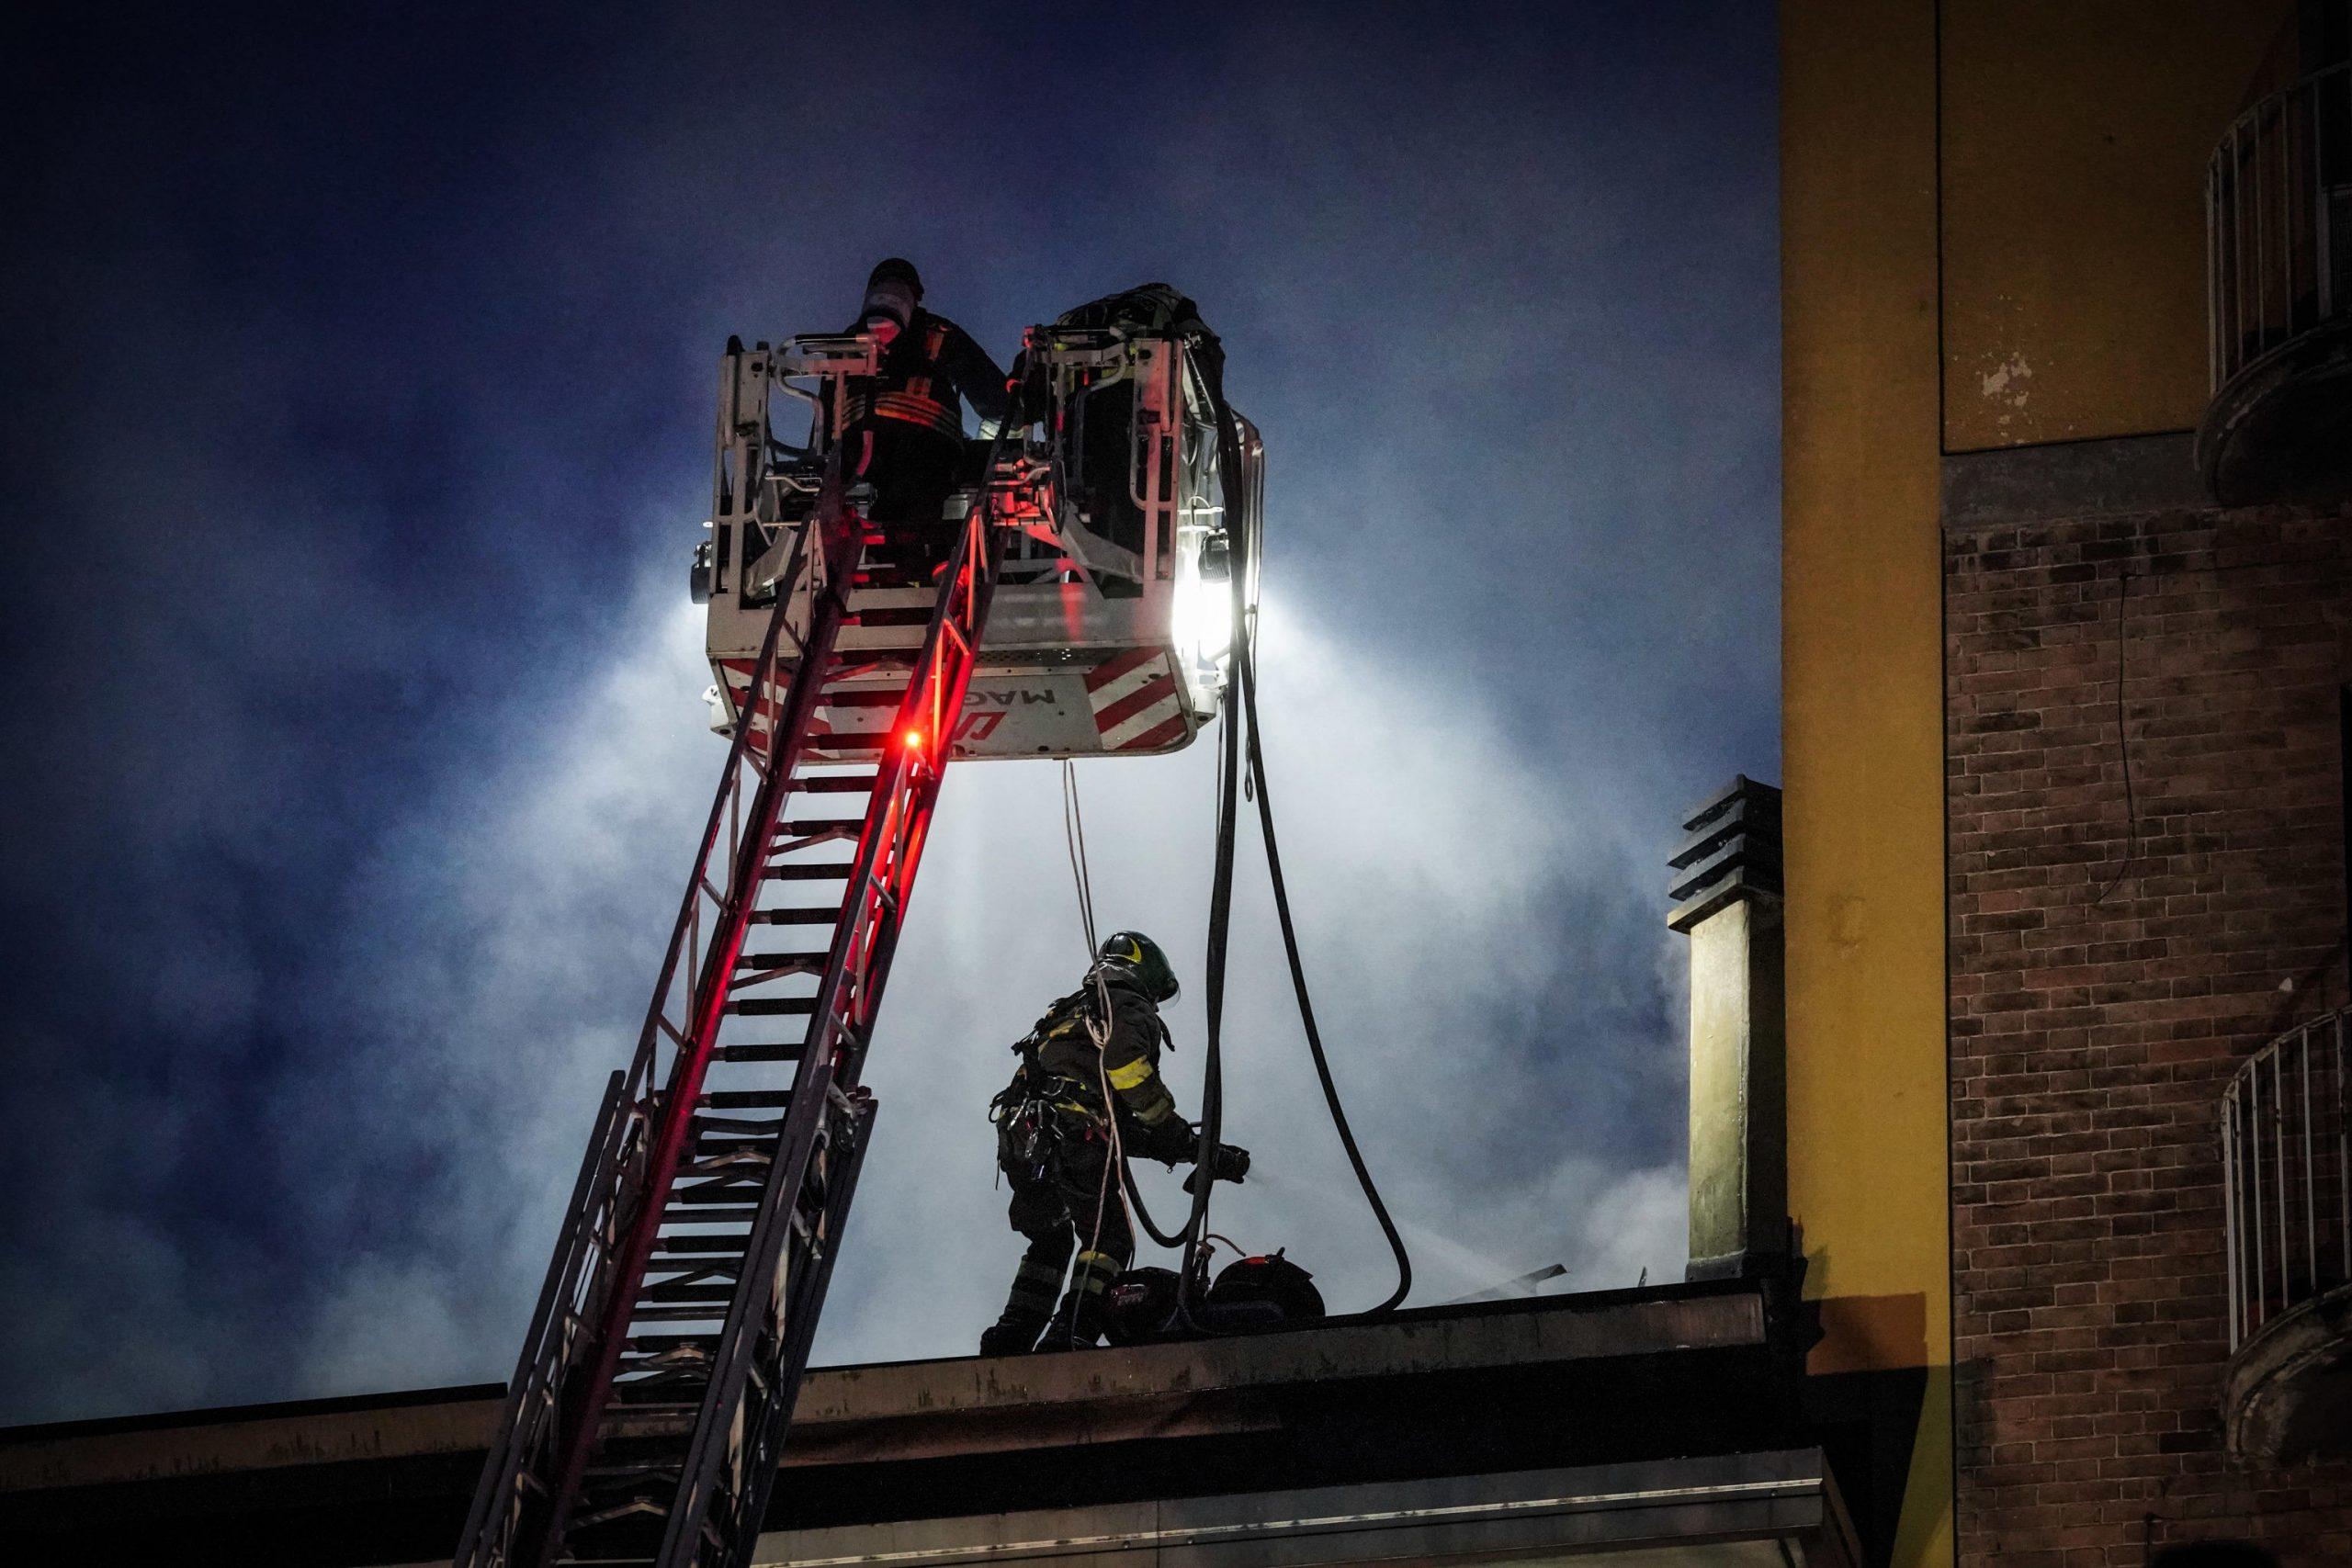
[{"left": 1668, "top": 775, "right": 1792, "bottom": 1281}]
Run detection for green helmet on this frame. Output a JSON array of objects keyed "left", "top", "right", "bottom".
[{"left": 1096, "top": 931, "right": 1179, "bottom": 1003}]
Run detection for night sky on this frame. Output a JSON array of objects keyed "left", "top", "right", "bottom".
[{"left": 0, "top": 3, "right": 1779, "bottom": 1425}]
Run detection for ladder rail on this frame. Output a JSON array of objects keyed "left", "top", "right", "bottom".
[
  {"left": 523, "top": 499, "right": 864, "bottom": 1567},
  {"left": 454, "top": 1068, "right": 628, "bottom": 1562},
  {"left": 454, "top": 487, "right": 845, "bottom": 1568},
  {"left": 657, "top": 502, "right": 1004, "bottom": 1563}
]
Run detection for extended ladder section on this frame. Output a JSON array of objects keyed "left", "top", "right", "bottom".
[{"left": 457, "top": 479, "right": 1002, "bottom": 1568}]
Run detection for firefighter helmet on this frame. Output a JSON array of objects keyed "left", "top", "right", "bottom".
[
  {"left": 860, "top": 258, "right": 923, "bottom": 335},
  {"left": 1097, "top": 931, "right": 1179, "bottom": 1002},
  {"left": 866, "top": 257, "right": 922, "bottom": 297}
]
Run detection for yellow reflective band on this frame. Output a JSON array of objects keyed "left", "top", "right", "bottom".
[{"left": 1105, "top": 1058, "right": 1155, "bottom": 1091}]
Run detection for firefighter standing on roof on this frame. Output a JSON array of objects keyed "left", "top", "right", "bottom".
[
  {"left": 843, "top": 258, "right": 1011, "bottom": 573},
  {"left": 982, "top": 932, "right": 1250, "bottom": 1354}
]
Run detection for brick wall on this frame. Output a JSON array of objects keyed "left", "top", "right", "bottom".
[{"left": 1946, "top": 502, "right": 2352, "bottom": 1568}]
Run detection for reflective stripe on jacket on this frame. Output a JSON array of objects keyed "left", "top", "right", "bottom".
[
  {"left": 843, "top": 309, "right": 1011, "bottom": 436},
  {"left": 1015, "top": 976, "right": 1193, "bottom": 1164}
]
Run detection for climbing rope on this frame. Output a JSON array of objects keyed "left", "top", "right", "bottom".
[{"left": 1059, "top": 760, "right": 1101, "bottom": 962}]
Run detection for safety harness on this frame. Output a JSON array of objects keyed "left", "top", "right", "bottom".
[
  {"left": 989, "top": 976, "right": 1171, "bottom": 1184},
  {"left": 846, "top": 320, "right": 964, "bottom": 441}
]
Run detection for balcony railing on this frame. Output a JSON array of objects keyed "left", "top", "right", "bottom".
[
  {"left": 2207, "top": 60, "right": 2352, "bottom": 394},
  {"left": 2222, "top": 1006, "right": 2350, "bottom": 1352}
]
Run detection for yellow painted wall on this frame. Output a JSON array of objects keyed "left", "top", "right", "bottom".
[
  {"left": 1783, "top": 4, "right": 2301, "bottom": 1563},
  {"left": 1939, "top": 0, "right": 2290, "bottom": 451},
  {"left": 1780, "top": 0, "right": 1951, "bottom": 1562}
]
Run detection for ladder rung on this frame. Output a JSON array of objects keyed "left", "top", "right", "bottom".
[
  {"left": 820, "top": 687, "right": 905, "bottom": 708},
  {"left": 639, "top": 1283, "right": 736, "bottom": 1303},
  {"left": 724, "top": 997, "right": 815, "bottom": 1017},
  {"left": 715, "top": 1042, "right": 807, "bottom": 1062},
  {"left": 761, "top": 863, "right": 854, "bottom": 881},
  {"left": 780, "top": 816, "right": 866, "bottom": 833},
  {"left": 661, "top": 1205, "right": 759, "bottom": 1224},
  {"left": 605, "top": 1398, "right": 705, "bottom": 1423},
  {"left": 793, "top": 774, "right": 875, "bottom": 794},
  {"left": 653, "top": 1234, "right": 752, "bottom": 1255},
  {"left": 642, "top": 1258, "right": 743, "bottom": 1284},
  {"left": 581, "top": 1461, "right": 684, "bottom": 1480},
  {"left": 746, "top": 908, "right": 838, "bottom": 926},
  {"left": 736, "top": 951, "right": 821, "bottom": 974},
  {"left": 700, "top": 1090, "right": 792, "bottom": 1109},
  {"left": 668, "top": 1183, "right": 766, "bottom": 1206}
]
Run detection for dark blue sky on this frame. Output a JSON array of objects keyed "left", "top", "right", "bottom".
[{"left": 0, "top": 2, "right": 1778, "bottom": 1423}]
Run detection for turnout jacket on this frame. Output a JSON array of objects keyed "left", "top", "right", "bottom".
[
  {"left": 844, "top": 307, "right": 1011, "bottom": 442},
  {"left": 1012, "top": 975, "right": 1195, "bottom": 1166}
]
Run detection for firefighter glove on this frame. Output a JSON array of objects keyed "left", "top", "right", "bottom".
[{"left": 1182, "top": 1143, "right": 1251, "bottom": 1194}]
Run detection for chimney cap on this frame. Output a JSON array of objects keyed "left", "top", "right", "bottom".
[{"left": 1668, "top": 775, "right": 1783, "bottom": 932}]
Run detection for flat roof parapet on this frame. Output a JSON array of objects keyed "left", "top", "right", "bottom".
[{"left": 0, "top": 1280, "right": 1804, "bottom": 1565}]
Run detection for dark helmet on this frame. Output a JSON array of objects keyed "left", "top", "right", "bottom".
[
  {"left": 860, "top": 257, "right": 923, "bottom": 334},
  {"left": 866, "top": 257, "right": 923, "bottom": 296},
  {"left": 1096, "top": 931, "right": 1179, "bottom": 1002}
]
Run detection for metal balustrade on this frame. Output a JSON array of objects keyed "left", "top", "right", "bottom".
[
  {"left": 2207, "top": 60, "right": 2352, "bottom": 394},
  {"left": 2221, "top": 1006, "right": 2351, "bottom": 1351}
]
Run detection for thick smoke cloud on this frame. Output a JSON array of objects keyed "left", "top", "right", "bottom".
[{"left": 0, "top": 2, "right": 1775, "bottom": 1421}]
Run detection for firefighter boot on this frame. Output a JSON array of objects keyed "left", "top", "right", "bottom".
[
  {"left": 982, "top": 1234, "right": 1068, "bottom": 1356},
  {"left": 1040, "top": 1248, "right": 1122, "bottom": 1350},
  {"left": 979, "top": 1316, "right": 1046, "bottom": 1357}
]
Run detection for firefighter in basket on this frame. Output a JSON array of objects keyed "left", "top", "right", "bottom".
[
  {"left": 982, "top": 932, "right": 1250, "bottom": 1354},
  {"left": 842, "top": 257, "right": 1012, "bottom": 574}
]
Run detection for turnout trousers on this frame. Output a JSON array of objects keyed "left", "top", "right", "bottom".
[
  {"left": 847, "top": 417, "right": 961, "bottom": 576},
  {"left": 982, "top": 1131, "right": 1133, "bottom": 1355}
]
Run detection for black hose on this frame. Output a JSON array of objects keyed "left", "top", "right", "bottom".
[
  {"left": 1236, "top": 616, "right": 1413, "bottom": 1314},
  {"left": 1173, "top": 557, "right": 1240, "bottom": 1319},
  {"left": 1184, "top": 337, "right": 1411, "bottom": 1319}
]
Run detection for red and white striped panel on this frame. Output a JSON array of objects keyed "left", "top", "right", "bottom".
[
  {"left": 1084, "top": 649, "right": 1188, "bottom": 752},
  {"left": 716, "top": 659, "right": 882, "bottom": 758}
]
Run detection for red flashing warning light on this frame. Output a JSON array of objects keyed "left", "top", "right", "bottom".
[{"left": 900, "top": 728, "right": 925, "bottom": 751}]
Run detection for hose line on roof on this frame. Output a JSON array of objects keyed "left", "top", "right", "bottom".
[{"left": 1185, "top": 337, "right": 1412, "bottom": 1320}]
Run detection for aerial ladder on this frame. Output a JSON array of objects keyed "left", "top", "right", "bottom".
[{"left": 457, "top": 307, "right": 1261, "bottom": 1568}]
